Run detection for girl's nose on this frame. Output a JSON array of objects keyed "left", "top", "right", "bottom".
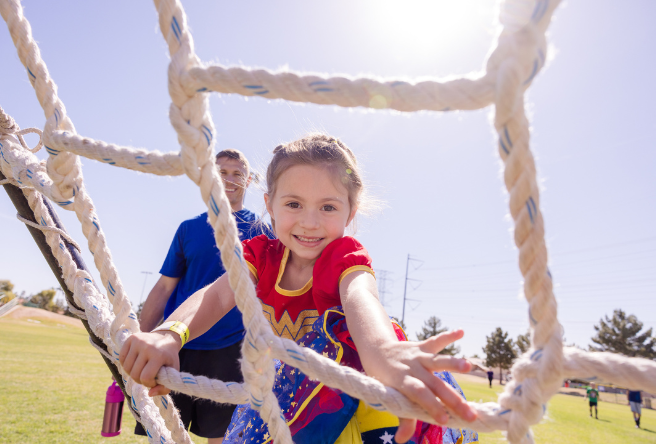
[{"left": 300, "top": 210, "right": 320, "bottom": 229}]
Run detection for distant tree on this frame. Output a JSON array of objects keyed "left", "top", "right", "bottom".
[
  {"left": 416, "top": 316, "right": 460, "bottom": 356},
  {"left": 135, "top": 301, "right": 145, "bottom": 319},
  {"left": 30, "top": 288, "right": 58, "bottom": 312},
  {"left": 0, "top": 280, "right": 17, "bottom": 302},
  {"left": 483, "top": 327, "right": 517, "bottom": 384},
  {"left": 516, "top": 330, "right": 531, "bottom": 354},
  {"left": 590, "top": 309, "right": 656, "bottom": 359}
]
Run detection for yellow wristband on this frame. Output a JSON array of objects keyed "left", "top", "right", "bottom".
[{"left": 153, "top": 321, "right": 190, "bottom": 349}]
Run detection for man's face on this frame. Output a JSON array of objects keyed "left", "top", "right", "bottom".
[{"left": 216, "top": 157, "right": 250, "bottom": 207}]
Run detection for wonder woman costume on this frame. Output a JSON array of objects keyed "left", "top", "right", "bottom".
[{"left": 223, "top": 235, "right": 477, "bottom": 444}]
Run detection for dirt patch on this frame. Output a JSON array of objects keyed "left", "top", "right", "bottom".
[
  {"left": 560, "top": 388, "right": 585, "bottom": 397},
  {"left": 0, "top": 305, "right": 84, "bottom": 328}
]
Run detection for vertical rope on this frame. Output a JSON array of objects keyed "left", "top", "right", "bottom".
[{"left": 153, "top": 0, "right": 292, "bottom": 442}]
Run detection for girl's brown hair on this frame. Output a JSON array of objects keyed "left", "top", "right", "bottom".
[{"left": 266, "top": 133, "right": 365, "bottom": 214}]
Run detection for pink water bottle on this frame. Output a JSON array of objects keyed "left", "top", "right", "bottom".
[{"left": 101, "top": 380, "right": 125, "bottom": 437}]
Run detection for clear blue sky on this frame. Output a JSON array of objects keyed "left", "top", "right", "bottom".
[{"left": 1, "top": 0, "right": 654, "bottom": 357}]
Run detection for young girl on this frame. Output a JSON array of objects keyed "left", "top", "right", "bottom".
[{"left": 120, "top": 134, "right": 478, "bottom": 444}]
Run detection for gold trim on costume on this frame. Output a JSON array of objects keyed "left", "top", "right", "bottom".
[
  {"left": 275, "top": 247, "right": 313, "bottom": 296},
  {"left": 338, "top": 265, "right": 375, "bottom": 286},
  {"left": 245, "top": 260, "right": 258, "bottom": 280}
]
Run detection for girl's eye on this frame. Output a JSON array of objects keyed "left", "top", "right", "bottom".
[
  {"left": 322, "top": 205, "right": 337, "bottom": 212},
  {"left": 286, "top": 202, "right": 300, "bottom": 209}
]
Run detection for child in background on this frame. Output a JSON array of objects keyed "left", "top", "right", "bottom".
[
  {"left": 120, "top": 134, "right": 478, "bottom": 444},
  {"left": 627, "top": 390, "right": 642, "bottom": 428},
  {"left": 586, "top": 383, "right": 599, "bottom": 419}
]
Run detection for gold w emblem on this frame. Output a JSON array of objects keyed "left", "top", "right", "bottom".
[{"left": 261, "top": 304, "right": 319, "bottom": 341}]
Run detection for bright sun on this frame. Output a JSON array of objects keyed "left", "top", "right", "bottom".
[{"left": 362, "top": 0, "right": 495, "bottom": 63}]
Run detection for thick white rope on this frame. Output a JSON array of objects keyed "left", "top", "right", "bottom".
[
  {"left": 0, "top": 6, "right": 193, "bottom": 442},
  {"left": 46, "top": 130, "right": 184, "bottom": 176},
  {"left": 183, "top": 65, "right": 495, "bottom": 113},
  {"left": 15, "top": 212, "right": 83, "bottom": 252},
  {"left": 3, "top": 1, "right": 655, "bottom": 443},
  {"left": 153, "top": 0, "right": 292, "bottom": 441},
  {"left": 0, "top": 133, "right": 192, "bottom": 444}
]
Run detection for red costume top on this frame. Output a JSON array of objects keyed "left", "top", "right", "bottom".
[{"left": 242, "top": 235, "right": 375, "bottom": 342}]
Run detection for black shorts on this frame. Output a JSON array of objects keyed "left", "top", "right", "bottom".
[
  {"left": 589, "top": 401, "right": 598, "bottom": 407},
  {"left": 135, "top": 340, "right": 244, "bottom": 438}
]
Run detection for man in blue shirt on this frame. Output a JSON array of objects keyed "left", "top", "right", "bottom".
[{"left": 135, "top": 149, "right": 273, "bottom": 443}]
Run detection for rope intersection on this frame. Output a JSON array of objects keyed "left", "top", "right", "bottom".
[{"left": 2, "top": 1, "right": 655, "bottom": 444}]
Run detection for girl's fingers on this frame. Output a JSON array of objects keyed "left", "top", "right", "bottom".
[
  {"left": 413, "top": 367, "right": 477, "bottom": 422},
  {"left": 419, "top": 330, "right": 464, "bottom": 354},
  {"left": 395, "top": 418, "right": 416, "bottom": 443},
  {"left": 148, "top": 384, "right": 171, "bottom": 397},
  {"left": 418, "top": 354, "right": 472, "bottom": 374},
  {"left": 397, "top": 375, "right": 449, "bottom": 424}
]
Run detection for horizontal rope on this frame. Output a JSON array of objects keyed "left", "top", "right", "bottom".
[
  {"left": 184, "top": 65, "right": 496, "bottom": 112},
  {"left": 46, "top": 130, "right": 184, "bottom": 176}
]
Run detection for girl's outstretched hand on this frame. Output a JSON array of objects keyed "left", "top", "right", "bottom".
[
  {"left": 119, "top": 331, "right": 181, "bottom": 397},
  {"left": 364, "top": 329, "right": 476, "bottom": 443}
]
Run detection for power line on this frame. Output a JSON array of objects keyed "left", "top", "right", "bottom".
[
  {"left": 416, "top": 263, "right": 655, "bottom": 283},
  {"left": 554, "top": 235, "right": 656, "bottom": 256},
  {"left": 416, "top": 236, "right": 656, "bottom": 272}
]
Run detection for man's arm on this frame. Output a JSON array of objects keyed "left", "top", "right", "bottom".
[{"left": 138, "top": 275, "right": 180, "bottom": 332}]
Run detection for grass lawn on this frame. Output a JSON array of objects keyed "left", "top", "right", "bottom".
[
  {"left": 1, "top": 316, "right": 655, "bottom": 443},
  {"left": 0, "top": 318, "right": 202, "bottom": 443},
  {"left": 455, "top": 375, "right": 656, "bottom": 443}
]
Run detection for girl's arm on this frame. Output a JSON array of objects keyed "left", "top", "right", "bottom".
[
  {"left": 119, "top": 272, "right": 242, "bottom": 394},
  {"left": 340, "top": 270, "right": 477, "bottom": 443}
]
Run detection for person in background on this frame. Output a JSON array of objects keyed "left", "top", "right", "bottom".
[
  {"left": 487, "top": 370, "right": 493, "bottom": 388},
  {"left": 627, "top": 390, "right": 642, "bottom": 428},
  {"left": 135, "top": 149, "right": 273, "bottom": 444},
  {"left": 586, "top": 383, "right": 599, "bottom": 419}
]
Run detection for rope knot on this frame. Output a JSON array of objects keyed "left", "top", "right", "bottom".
[{"left": 0, "top": 105, "right": 44, "bottom": 153}]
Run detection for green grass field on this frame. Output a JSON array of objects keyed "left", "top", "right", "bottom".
[
  {"left": 455, "top": 376, "right": 656, "bottom": 443},
  {"left": 1, "top": 316, "right": 654, "bottom": 443}
]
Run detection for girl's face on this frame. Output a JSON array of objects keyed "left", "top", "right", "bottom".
[{"left": 265, "top": 164, "right": 356, "bottom": 266}]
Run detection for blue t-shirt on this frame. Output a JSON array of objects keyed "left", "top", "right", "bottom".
[
  {"left": 628, "top": 390, "right": 642, "bottom": 403},
  {"left": 162, "top": 210, "right": 273, "bottom": 350}
]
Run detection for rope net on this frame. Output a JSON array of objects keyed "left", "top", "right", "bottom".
[{"left": 1, "top": 0, "right": 654, "bottom": 443}]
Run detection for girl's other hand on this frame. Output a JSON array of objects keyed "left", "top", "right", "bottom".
[
  {"left": 119, "top": 331, "right": 181, "bottom": 396},
  {"left": 366, "top": 329, "right": 476, "bottom": 443}
]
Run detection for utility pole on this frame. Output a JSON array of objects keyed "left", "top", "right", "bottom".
[
  {"left": 139, "top": 271, "right": 153, "bottom": 305},
  {"left": 376, "top": 270, "right": 393, "bottom": 307},
  {"left": 402, "top": 254, "right": 423, "bottom": 324}
]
